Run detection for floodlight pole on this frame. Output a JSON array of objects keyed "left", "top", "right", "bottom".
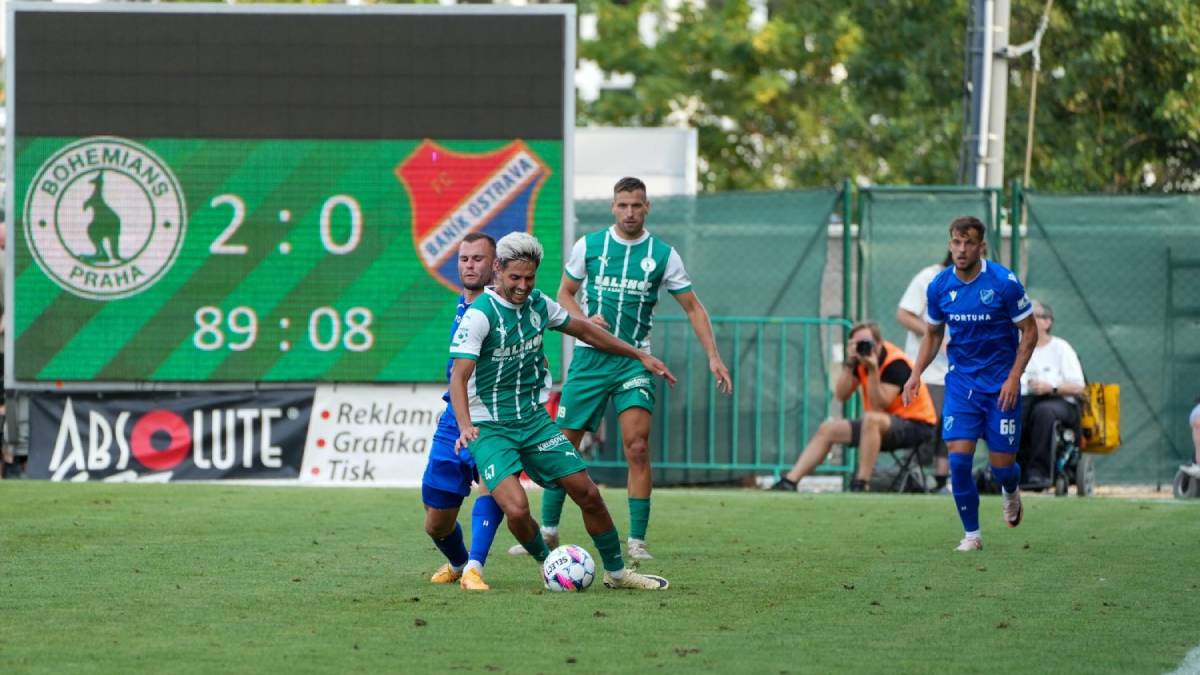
[{"left": 961, "top": 0, "right": 1010, "bottom": 190}]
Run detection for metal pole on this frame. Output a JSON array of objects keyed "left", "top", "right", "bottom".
[
  {"left": 984, "top": 0, "right": 1011, "bottom": 189},
  {"left": 841, "top": 178, "right": 852, "bottom": 322},
  {"left": 1010, "top": 179, "right": 1022, "bottom": 278},
  {"left": 974, "top": 0, "right": 996, "bottom": 187}
]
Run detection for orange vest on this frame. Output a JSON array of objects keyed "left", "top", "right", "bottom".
[{"left": 856, "top": 341, "right": 937, "bottom": 425}]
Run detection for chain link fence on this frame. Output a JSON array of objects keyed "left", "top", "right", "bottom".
[
  {"left": 571, "top": 187, "right": 1197, "bottom": 488},
  {"left": 1023, "top": 192, "right": 1200, "bottom": 485},
  {"left": 857, "top": 186, "right": 1000, "bottom": 345}
]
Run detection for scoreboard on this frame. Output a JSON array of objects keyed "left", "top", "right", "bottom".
[{"left": 6, "top": 4, "right": 574, "bottom": 385}]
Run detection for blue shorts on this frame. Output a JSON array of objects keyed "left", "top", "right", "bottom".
[
  {"left": 941, "top": 376, "right": 1021, "bottom": 453},
  {"left": 420, "top": 409, "right": 478, "bottom": 509}
]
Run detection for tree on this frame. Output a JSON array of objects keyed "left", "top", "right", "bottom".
[
  {"left": 1009, "top": 0, "right": 1200, "bottom": 191},
  {"left": 579, "top": 0, "right": 1200, "bottom": 193}
]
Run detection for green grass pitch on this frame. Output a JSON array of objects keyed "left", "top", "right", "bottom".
[{"left": 1, "top": 483, "right": 1196, "bottom": 674}]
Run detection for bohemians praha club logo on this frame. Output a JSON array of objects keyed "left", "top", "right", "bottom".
[
  {"left": 24, "top": 136, "right": 187, "bottom": 300},
  {"left": 396, "top": 139, "right": 550, "bottom": 291}
]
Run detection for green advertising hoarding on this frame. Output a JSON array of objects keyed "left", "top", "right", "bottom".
[{"left": 7, "top": 5, "right": 573, "bottom": 385}]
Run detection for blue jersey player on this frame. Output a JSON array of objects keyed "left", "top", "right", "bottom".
[
  {"left": 423, "top": 233, "right": 504, "bottom": 590},
  {"left": 904, "top": 216, "right": 1037, "bottom": 552}
]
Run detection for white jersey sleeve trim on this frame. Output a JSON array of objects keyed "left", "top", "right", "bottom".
[
  {"left": 1011, "top": 305, "right": 1034, "bottom": 324},
  {"left": 449, "top": 308, "right": 489, "bottom": 359},
  {"left": 564, "top": 237, "right": 588, "bottom": 281},
  {"left": 663, "top": 248, "right": 692, "bottom": 292},
  {"left": 543, "top": 297, "right": 571, "bottom": 329}
]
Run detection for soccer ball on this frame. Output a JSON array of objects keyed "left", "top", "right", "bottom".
[{"left": 542, "top": 544, "right": 596, "bottom": 592}]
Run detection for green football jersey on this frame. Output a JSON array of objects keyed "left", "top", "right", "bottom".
[
  {"left": 449, "top": 287, "right": 570, "bottom": 422},
  {"left": 565, "top": 226, "right": 692, "bottom": 353}
]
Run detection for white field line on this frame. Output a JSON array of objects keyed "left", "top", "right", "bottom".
[{"left": 1167, "top": 644, "right": 1200, "bottom": 675}]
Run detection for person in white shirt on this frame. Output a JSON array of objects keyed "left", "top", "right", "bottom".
[
  {"left": 895, "top": 252, "right": 952, "bottom": 491},
  {"left": 1018, "top": 301, "right": 1086, "bottom": 487},
  {"left": 1181, "top": 397, "right": 1200, "bottom": 479}
]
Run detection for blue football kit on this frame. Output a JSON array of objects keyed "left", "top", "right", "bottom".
[
  {"left": 925, "top": 259, "right": 1033, "bottom": 453},
  {"left": 421, "top": 294, "right": 477, "bottom": 508},
  {"left": 420, "top": 290, "right": 505, "bottom": 572}
]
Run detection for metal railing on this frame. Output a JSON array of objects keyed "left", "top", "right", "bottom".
[{"left": 586, "top": 315, "right": 854, "bottom": 483}]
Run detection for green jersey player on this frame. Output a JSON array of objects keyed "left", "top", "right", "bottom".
[
  {"left": 526, "top": 177, "right": 732, "bottom": 562},
  {"left": 449, "top": 232, "right": 674, "bottom": 590}
]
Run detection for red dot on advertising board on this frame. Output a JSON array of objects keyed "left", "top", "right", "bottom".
[
  {"left": 317, "top": 438, "right": 325, "bottom": 448},
  {"left": 321, "top": 410, "right": 330, "bottom": 419},
  {"left": 311, "top": 467, "right": 320, "bottom": 476},
  {"left": 130, "top": 410, "right": 192, "bottom": 472}
]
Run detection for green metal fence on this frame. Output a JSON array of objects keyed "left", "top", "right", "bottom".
[
  {"left": 573, "top": 189, "right": 851, "bottom": 485},
  {"left": 585, "top": 315, "right": 853, "bottom": 486}
]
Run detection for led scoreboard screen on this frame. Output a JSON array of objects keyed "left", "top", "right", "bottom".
[{"left": 8, "top": 5, "right": 571, "bottom": 384}]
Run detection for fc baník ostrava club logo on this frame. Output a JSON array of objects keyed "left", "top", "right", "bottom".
[
  {"left": 24, "top": 136, "right": 187, "bottom": 301},
  {"left": 396, "top": 139, "right": 550, "bottom": 291}
]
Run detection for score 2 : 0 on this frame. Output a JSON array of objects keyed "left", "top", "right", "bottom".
[
  {"left": 208, "top": 194, "right": 363, "bottom": 255},
  {"left": 193, "top": 306, "right": 375, "bottom": 353}
]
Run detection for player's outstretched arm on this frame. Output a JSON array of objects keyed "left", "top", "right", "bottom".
[
  {"left": 903, "top": 322, "right": 944, "bottom": 406},
  {"left": 449, "top": 358, "right": 479, "bottom": 451},
  {"left": 559, "top": 318, "right": 676, "bottom": 385},
  {"left": 673, "top": 291, "right": 731, "bottom": 393}
]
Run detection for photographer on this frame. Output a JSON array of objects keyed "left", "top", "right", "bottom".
[{"left": 772, "top": 321, "right": 937, "bottom": 492}]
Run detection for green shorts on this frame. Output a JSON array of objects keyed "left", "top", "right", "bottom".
[
  {"left": 471, "top": 412, "right": 587, "bottom": 491},
  {"left": 557, "top": 347, "right": 656, "bottom": 432}
]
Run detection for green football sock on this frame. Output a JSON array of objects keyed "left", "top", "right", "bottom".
[
  {"left": 541, "top": 485, "right": 567, "bottom": 528},
  {"left": 628, "top": 497, "right": 651, "bottom": 541},
  {"left": 520, "top": 531, "right": 550, "bottom": 563},
  {"left": 591, "top": 527, "right": 625, "bottom": 573}
]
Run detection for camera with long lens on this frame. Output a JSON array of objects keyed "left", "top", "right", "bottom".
[{"left": 855, "top": 340, "right": 875, "bottom": 357}]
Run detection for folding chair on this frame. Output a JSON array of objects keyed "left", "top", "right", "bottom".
[{"left": 883, "top": 447, "right": 930, "bottom": 493}]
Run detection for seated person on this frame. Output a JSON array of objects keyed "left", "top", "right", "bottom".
[
  {"left": 1018, "top": 301, "right": 1086, "bottom": 488},
  {"left": 1180, "top": 396, "right": 1200, "bottom": 479},
  {"left": 772, "top": 321, "right": 937, "bottom": 492}
]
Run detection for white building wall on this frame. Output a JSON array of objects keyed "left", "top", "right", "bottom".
[{"left": 575, "top": 127, "right": 698, "bottom": 200}]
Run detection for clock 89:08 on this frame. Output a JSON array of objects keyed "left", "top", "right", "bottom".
[{"left": 193, "top": 306, "right": 374, "bottom": 353}]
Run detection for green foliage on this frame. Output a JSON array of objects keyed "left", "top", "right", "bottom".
[
  {"left": 580, "top": 0, "right": 1200, "bottom": 192},
  {"left": 1011, "top": 0, "right": 1200, "bottom": 191},
  {"left": 1, "top": 483, "right": 1196, "bottom": 673}
]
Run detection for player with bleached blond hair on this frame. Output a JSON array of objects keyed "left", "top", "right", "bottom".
[
  {"left": 516, "top": 176, "right": 731, "bottom": 563},
  {"left": 448, "top": 231, "right": 673, "bottom": 590}
]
